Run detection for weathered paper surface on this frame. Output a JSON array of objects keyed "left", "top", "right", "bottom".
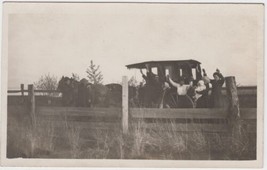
[{"left": 1, "top": 2, "right": 264, "bottom": 168}]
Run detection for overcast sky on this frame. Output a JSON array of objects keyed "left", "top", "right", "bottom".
[{"left": 7, "top": 3, "right": 263, "bottom": 89}]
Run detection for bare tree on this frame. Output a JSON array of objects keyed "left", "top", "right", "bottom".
[
  {"left": 34, "top": 73, "right": 58, "bottom": 96},
  {"left": 86, "top": 60, "right": 103, "bottom": 85},
  {"left": 128, "top": 76, "right": 138, "bottom": 87}
]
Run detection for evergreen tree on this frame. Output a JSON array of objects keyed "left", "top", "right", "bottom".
[{"left": 86, "top": 60, "right": 103, "bottom": 84}]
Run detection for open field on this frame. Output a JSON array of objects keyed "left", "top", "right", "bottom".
[{"left": 7, "top": 105, "right": 256, "bottom": 160}]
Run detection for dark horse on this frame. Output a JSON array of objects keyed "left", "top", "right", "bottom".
[
  {"left": 77, "top": 78, "right": 93, "bottom": 107},
  {"left": 58, "top": 76, "right": 124, "bottom": 107},
  {"left": 105, "top": 83, "right": 122, "bottom": 107},
  {"left": 58, "top": 77, "right": 92, "bottom": 107},
  {"left": 57, "top": 76, "right": 79, "bottom": 106}
]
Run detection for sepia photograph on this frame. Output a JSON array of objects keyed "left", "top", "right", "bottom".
[{"left": 1, "top": 2, "right": 264, "bottom": 168}]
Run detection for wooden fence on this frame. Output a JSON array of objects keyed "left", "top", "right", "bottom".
[
  {"left": 7, "top": 76, "right": 257, "bottom": 135},
  {"left": 33, "top": 106, "right": 256, "bottom": 132},
  {"left": 7, "top": 84, "right": 257, "bottom": 108}
]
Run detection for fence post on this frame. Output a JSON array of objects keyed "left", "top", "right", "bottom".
[
  {"left": 20, "top": 84, "right": 24, "bottom": 96},
  {"left": 122, "top": 76, "right": 129, "bottom": 134},
  {"left": 28, "top": 84, "right": 36, "bottom": 127},
  {"left": 225, "top": 76, "right": 241, "bottom": 139}
]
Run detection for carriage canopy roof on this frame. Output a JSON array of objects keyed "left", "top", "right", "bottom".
[{"left": 126, "top": 59, "right": 201, "bottom": 69}]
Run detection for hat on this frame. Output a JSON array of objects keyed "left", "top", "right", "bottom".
[{"left": 213, "top": 72, "right": 220, "bottom": 77}]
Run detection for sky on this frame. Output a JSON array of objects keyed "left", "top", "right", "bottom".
[{"left": 7, "top": 3, "right": 263, "bottom": 89}]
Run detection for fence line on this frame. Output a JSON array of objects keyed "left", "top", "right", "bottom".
[
  {"left": 8, "top": 104, "right": 256, "bottom": 133},
  {"left": 7, "top": 85, "right": 256, "bottom": 95},
  {"left": 7, "top": 77, "right": 257, "bottom": 135}
]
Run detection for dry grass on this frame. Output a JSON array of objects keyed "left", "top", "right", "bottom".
[
  {"left": 7, "top": 116, "right": 55, "bottom": 158},
  {"left": 27, "top": 120, "right": 55, "bottom": 157},
  {"left": 7, "top": 110, "right": 256, "bottom": 160},
  {"left": 64, "top": 123, "right": 82, "bottom": 158}
]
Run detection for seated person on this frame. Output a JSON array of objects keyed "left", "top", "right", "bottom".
[{"left": 194, "top": 80, "right": 206, "bottom": 101}]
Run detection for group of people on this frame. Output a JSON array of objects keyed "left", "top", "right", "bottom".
[
  {"left": 167, "top": 68, "right": 225, "bottom": 108},
  {"left": 139, "top": 65, "right": 225, "bottom": 108}
]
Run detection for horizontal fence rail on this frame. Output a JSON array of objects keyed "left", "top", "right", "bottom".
[
  {"left": 33, "top": 107, "right": 256, "bottom": 120},
  {"left": 8, "top": 87, "right": 256, "bottom": 95},
  {"left": 37, "top": 107, "right": 122, "bottom": 118},
  {"left": 130, "top": 108, "right": 256, "bottom": 120}
]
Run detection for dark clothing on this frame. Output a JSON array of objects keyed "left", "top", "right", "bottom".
[
  {"left": 196, "top": 83, "right": 210, "bottom": 108},
  {"left": 138, "top": 86, "right": 145, "bottom": 107},
  {"left": 141, "top": 71, "right": 162, "bottom": 107},
  {"left": 210, "top": 73, "right": 225, "bottom": 108},
  {"left": 187, "top": 86, "right": 196, "bottom": 99},
  {"left": 142, "top": 72, "right": 157, "bottom": 86},
  {"left": 177, "top": 95, "right": 194, "bottom": 108}
]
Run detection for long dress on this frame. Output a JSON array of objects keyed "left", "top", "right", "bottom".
[
  {"left": 196, "top": 83, "right": 210, "bottom": 108},
  {"left": 142, "top": 72, "right": 161, "bottom": 107},
  {"left": 210, "top": 74, "right": 225, "bottom": 108}
]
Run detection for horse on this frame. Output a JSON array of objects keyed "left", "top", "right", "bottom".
[
  {"left": 57, "top": 76, "right": 79, "bottom": 106},
  {"left": 105, "top": 83, "right": 122, "bottom": 107},
  {"left": 58, "top": 76, "right": 123, "bottom": 107},
  {"left": 77, "top": 78, "right": 93, "bottom": 107},
  {"left": 58, "top": 77, "right": 92, "bottom": 107}
]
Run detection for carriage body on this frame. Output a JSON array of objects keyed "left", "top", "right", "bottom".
[
  {"left": 126, "top": 60, "right": 203, "bottom": 108},
  {"left": 126, "top": 60, "right": 202, "bottom": 85}
]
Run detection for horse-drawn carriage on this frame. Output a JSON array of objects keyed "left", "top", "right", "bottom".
[
  {"left": 58, "top": 59, "right": 208, "bottom": 108},
  {"left": 126, "top": 60, "right": 204, "bottom": 108}
]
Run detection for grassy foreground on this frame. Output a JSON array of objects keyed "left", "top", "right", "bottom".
[{"left": 7, "top": 110, "right": 256, "bottom": 160}]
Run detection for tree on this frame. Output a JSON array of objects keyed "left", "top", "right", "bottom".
[
  {"left": 128, "top": 76, "right": 138, "bottom": 87},
  {"left": 34, "top": 73, "right": 58, "bottom": 96},
  {"left": 86, "top": 60, "right": 103, "bottom": 85}
]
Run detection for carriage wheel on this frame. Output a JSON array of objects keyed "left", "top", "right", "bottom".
[
  {"left": 163, "top": 91, "right": 195, "bottom": 108},
  {"left": 163, "top": 91, "right": 179, "bottom": 108}
]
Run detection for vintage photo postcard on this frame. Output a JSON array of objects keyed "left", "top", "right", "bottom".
[{"left": 1, "top": 2, "right": 264, "bottom": 168}]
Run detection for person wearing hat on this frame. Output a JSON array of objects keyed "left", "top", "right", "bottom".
[{"left": 210, "top": 68, "right": 225, "bottom": 108}]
